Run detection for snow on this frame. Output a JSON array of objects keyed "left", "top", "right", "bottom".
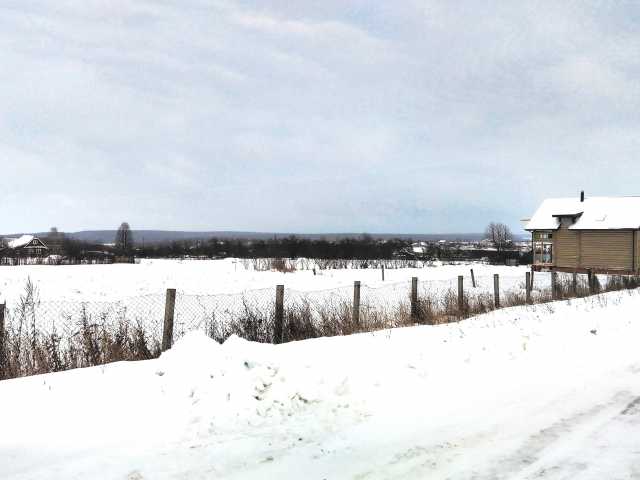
[
  {"left": 2, "top": 289, "right": 640, "bottom": 479},
  {"left": 526, "top": 196, "right": 640, "bottom": 230},
  {"left": 1, "top": 260, "right": 549, "bottom": 342},
  {"left": 5, "top": 234, "right": 34, "bottom": 249},
  {"left": 0, "top": 258, "right": 539, "bottom": 305}
]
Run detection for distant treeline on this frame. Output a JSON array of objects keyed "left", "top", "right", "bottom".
[
  {"left": 136, "top": 236, "right": 409, "bottom": 259},
  {"left": 13, "top": 232, "right": 529, "bottom": 264},
  {"left": 133, "top": 236, "right": 529, "bottom": 263}
]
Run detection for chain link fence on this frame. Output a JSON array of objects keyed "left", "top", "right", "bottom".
[{"left": 2, "top": 271, "right": 639, "bottom": 380}]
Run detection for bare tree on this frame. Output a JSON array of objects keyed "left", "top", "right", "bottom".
[
  {"left": 115, "top": 222, "right": 134, "bottom": 253},
  {"left": 485, "top": 222, "right": 513, "bottom": 255}
]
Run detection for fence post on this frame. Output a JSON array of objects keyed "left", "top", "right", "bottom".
[
  {"left": 382, "top": 264, "right": 385, "bottom": 282},
  {"left": 572, "top": 272, "right": 578, "bottom": 296},
  {"left": 457, "top": 275, "right": 464, "bottom": 316},
  {"left": 274, "top": 285, "right": 284, "bottom": 344},
  {"left": 162, "top": 289, "right": 176, "bottom": 352},
  {"left": 493, "top": 274, "right": 500, "bottom": 308},
  {"left": 470, "top": 268, "right": 476, "bottom": 288},
  {"left": 410, "top": 277, "right": 418, "bottom": 321},
  {"left": 526, "top": 271, "right": 532, "bottom": 304},
  {"left": 551, "top": 271, "right": 558, "bottom": 300},
  {"left": 352, "top": 281, "right": 361, "bottom": 327},
  {"left": 0, "top": 303, "right": 5, "bottom": 380},
  {"left": 588, "top": 269, "right": 594, "bottom": 294}
]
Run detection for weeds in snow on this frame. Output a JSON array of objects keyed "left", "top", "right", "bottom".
[
  {"left": 2, "top": 271, "right": 640, "bottom": 380},
  {"left": 2, "top": 279, "right": 160, "bottom": 379}
]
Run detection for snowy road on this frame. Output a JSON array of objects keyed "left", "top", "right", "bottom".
[
  {"left": 213, "top": 358, "right": 640, "bottom": 479},
  {"left": 2, "top": 289, "right": 639, "bottom": 479},
  {"left": 331, "top": 383, "right": 640, "bottom": 479}
]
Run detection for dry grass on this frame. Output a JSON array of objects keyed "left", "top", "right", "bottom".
[
  {"left": 3, "top": 271, "right": 640, "bottom": 380},
  {"left": 1, "top": 279, "right": 160, "bottom": 380}
]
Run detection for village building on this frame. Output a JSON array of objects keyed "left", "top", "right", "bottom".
[
  {"left": 0, "top": 235, "right": 50, "bottom": 259},
  {"left": 525, "top": 193, "right": 640, "bottom": 275}
]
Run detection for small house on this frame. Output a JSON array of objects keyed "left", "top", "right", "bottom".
[
  {"left": 1, "top": 235, "right": 49, "bottom": 258},
  {"left": 525, "top": 193, "right": 640, "bottom": 274}
]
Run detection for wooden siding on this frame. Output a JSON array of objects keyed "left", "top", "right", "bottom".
[
  {"left": 580, "top": 231, "right": 633, "bottom": 270},
  {"left": 554, "top": 227, "right": 579, "bottom": 268},
  {"left": 632, "top": 230, "right": 640, "bottom": 272}
]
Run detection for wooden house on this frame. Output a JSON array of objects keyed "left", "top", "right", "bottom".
[
  {"left": 1, "top": 235, "right": 49, "bottom": 258},
  {"left": 525, "top": 193, "right": 640, "bottom": 275}
]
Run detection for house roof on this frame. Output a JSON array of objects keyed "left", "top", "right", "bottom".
[
  {"left": 7, "top": 235, "right": 35, "bottom": 249},
  {"left": 525, "top": 197, "right": 640, "bottom": 231}
]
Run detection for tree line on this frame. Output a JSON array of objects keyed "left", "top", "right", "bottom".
[
  {"left": 33, "top": 222, "right": 527, "bottom": 263},
  {"left": 135, "top": 235, "right": 410, "bottom": 259}
]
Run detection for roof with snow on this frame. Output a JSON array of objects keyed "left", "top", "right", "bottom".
[
  {"left": 7, "top": 235, "right": 35, "bottom": 249},
  {"left": 525, "top": 197, "right": 640, "bottom": 231}
]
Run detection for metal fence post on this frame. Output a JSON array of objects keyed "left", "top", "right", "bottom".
[
  {"left": 382, "top": 264, "right": 385, "bottom": 282},
  {"left": 470, "top": 268, "right": 476, "bottom": 288},
  {"left": 274, "top": 285, "right": 284, "bottom": 344},
  {"left": 457, "top": 275, "right": 464, "bottom": 316},
  {"left": 493, "top": 274, "right": 500, "bottom": 308},
  {"left": 0, "top": 303, "right": 5, "bottom": 380},
  {"left": 410, "top": 277, "right": 418, "bottom": 321},
  {"left": 588, "top": 269, "right": 594, "bottom": 294},
  {"left": 352, "top": 281, "right": 361, "bottom": 327},
  {"left": 162, "top": 289, "right": 176, "bottom": 351},
  {"left": 526, "top": 271, "right": 532, "bottom": 304}
]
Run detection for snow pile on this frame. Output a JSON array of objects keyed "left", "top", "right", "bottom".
[
  {"left": 154, "top": 332, "right": 365, "bottom": 438},
  {"left": 2, "top": 290, "right": 640, "bottom": 479}
]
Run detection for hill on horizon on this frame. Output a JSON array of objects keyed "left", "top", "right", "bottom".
[{"left": 0, "top": 230, "right": 529, "bottom": 245}]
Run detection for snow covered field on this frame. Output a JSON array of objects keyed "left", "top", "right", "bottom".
[
  {"left": 0, "top": 259, "right": 553, "bottom": 343},
  {"left": 0, "top": 258, "right": 542, "bottom": 305},
  {"left": 2, "top": 288, "right": 639, "bottom": 479}
]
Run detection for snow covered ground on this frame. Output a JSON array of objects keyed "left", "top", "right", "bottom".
[
  {"left": 0, "top": 259, "right": 552, "bottom": 341},
  {"left": 2, "top": 288, "right": 639, "bottom": 479},
  {"left": 0, "top": 258, "right": 542, "bottom": 305}
]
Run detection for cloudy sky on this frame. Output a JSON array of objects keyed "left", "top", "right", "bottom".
[{"left": 2, "top": 1, "right": 639, "bottom": 234}]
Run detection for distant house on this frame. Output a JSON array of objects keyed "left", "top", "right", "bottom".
[
  {"left": 1, "top": 235, "right": 49, "bottom": 258},
  {"left": 525, "top": 193, "right": 640, "bottom": 274},
  {"left": 411, "top": 241, "right": 428, "bottom": 255}
]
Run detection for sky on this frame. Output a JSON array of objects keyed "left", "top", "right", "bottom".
[{"left": 1, "top": 1, "right": 640, "bottom": 234}]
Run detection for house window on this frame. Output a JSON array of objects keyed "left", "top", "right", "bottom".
[{"left": 533, "top": 232, "right": 553, "bottom": 264}]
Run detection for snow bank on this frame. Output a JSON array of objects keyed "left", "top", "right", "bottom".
[
  {"left": 154, "top": 331, "right": 363, "bottom": 436},
  {"left": 3, "top": 290, "right": 640, "bottom": 479}
]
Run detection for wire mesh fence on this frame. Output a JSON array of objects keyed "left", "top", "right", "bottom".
[
  {"left": 2, "top": 271, "right": 640, "bottom": 380},
  {"left": 174, "top": 288, "right": 277, "bottom": 343}
]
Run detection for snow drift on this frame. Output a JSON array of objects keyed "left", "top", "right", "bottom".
[{"left": 2, "top": 289, "right": 640, "bottom": 479}]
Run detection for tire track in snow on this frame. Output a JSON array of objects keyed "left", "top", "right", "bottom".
[
  {"left": 620, "top": 396, "right": 640, "bottom": 416},
  {"left": 479, "top": 391, "right": 638, "bottom": 479}
]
